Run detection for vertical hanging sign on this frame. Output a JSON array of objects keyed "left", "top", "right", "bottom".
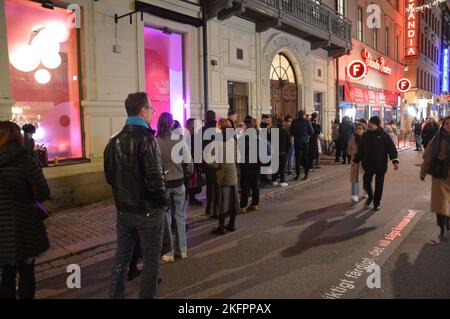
[
  {"left": 406, "top": 0, "right": 419, "bottom": 58},
  {"left": 443, "top": 48, "right": 449, "bottom": 92}
]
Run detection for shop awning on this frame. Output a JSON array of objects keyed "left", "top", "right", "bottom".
[{"left": 343, "top": 82, "right": 399, "bottom": 106}]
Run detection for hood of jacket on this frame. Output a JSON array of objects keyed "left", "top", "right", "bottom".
[{"left": 0, "top": 142, "right": 27, "bottom": 168}]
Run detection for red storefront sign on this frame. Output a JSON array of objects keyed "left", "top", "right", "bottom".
[
  {"left": 344, "top": 83, "right": 399, "bottom": 106},
  {"left": 361, "top": 49, "right": 392, "bottom": 75},
  {"left": 406, "top": 0, "right": 419, "bottom": 57}
]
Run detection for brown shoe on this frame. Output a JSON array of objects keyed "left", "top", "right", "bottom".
[
  {"left": 248, "top": 205, "right": 259, "bottom": 211},
  {"left": 239, "top": 208, "right": 247, "bottom": 214}
]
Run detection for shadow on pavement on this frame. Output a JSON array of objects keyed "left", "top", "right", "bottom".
[
  {"left": 281, "top": 208, "right": 376, "bottom": 257},
  {"left": 391, "top": 242, "right": 450, "bottom": 298},
  {"left": 284, "top": 202, "right": 355, "bottom": 227}
]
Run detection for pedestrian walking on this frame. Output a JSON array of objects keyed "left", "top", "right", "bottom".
[
  {"left": 347, "top": 122, "right": 367, "bottom": 203},
  {"left": 0, "top": 121, "right": 50, "bottom": 299},
  {"left": 209, "top": 119, "right": 239, "bottom": 235},
  {"left": 284, "top": 115, "right": 295, "bottom": 175},
  {"left": 203, "top": 110, "right": 219, "bottom": 218},
  {"left": 422, "top": 117, "right": 439, "bottom": 149},
  {"left": 239, "top": 116, "right": 261, "bottom": 213},
  {"left": 339, "top": 116, "right": 354, "bottom": 164},
  {"left": 331, "top": 119, "right": 341, "bottom": 162},
  {"left": 420, "top": 116, "right": 450, "bottom": 241},
  {"left": 309, "top": 112, "right": 321, "bottom": 170},
  {"left": 272, "top": 116, "right": 292, "bottom": 187},
  {"left": 157, "top": 113, "right": 193, "bottom": 263},
  {"left": 385, "top": 120, "right": 399, "bottom": 148},
  {"left": 353, "top": 116, "right": 399, "bottom": 211},
  {"left": 289, "top": 110, "right": 313, "bottom": 181},
  {"left": 104, "top": 92, "right": 169, "bottom": 299},
  {"left": 412, "top": 119, "right": 423, "bottom": 151}
]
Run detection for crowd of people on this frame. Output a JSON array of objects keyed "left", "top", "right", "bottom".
[{"left": 0, "top": 91, "right": 449, "bottom": 299}]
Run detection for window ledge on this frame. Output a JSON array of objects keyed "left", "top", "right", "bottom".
[{"left": 46, "top": 158, "right": 91, "bottom": 168}]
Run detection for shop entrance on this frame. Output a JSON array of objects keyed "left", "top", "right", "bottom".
[
  {"left": 270, "top": 53, "right": 297, "bottom": 117},
  {"left": 228, "top": 81, "right": 249, "bottom": 122},
  {"left": 144, "top": 26, "right": 185, "bottom": 128}
]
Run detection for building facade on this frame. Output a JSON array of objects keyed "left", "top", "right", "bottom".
[
  {"left": 336, "top": 0, "right": 408, "bottom": 128},
  {"left": 404, "top": 0, "right": 443, "bottom": 127},
  {"left": 0, "top": 0, "right": 351, "bottom": 208}
]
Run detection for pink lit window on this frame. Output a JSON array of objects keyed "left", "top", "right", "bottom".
[
  {"left": 5, "top": 0, "right": 83, "bottom": 162},
  {"left": 144, "top": 27, "right": 186, "bottom": 129}
]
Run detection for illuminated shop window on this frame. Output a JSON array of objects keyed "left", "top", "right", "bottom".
[
  {"left": 144, "top": 27, "right": 185, "bottom": 128},
  {"left": 5, "top": 0, "right": 82, "bottom": 161}
]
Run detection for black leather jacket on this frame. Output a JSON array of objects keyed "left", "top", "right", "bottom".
[{"left": 104, "top": 125, "right": 169, "bottom": 214}]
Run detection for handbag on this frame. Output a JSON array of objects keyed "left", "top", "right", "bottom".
[{"left": 0, "top": 170, "right": 48, "bottom": 220}]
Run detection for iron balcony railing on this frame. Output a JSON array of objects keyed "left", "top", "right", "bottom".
[{"left": 260, "top": 0, "right": 352, "bottom": 45}]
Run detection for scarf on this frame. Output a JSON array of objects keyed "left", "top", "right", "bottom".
[{"left": 125, "top": 116, "right": 149, "bottom": 129}]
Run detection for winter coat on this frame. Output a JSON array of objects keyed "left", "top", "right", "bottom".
[
  {"left": 347, "top": 136, "right": 364, "bottom": 183},
  {"left": 0, "top": 142, "right": 50, "bottom": 263},
  {"left": 157, "top": 133, "right": 193, "bottom": 188},
  {"left": 208, "top": 137, "right": 238, "bottom": 187},
  {"left": 353, "top": 128, "right": 399, "bottom": 173},
  {"left": 339, "top": 120, "right": 355, "bottom": 144},
  {"left": 309, "top": 120, "right": 321, "bottom": 160},
  {"left": 413, "top": 122, "right": 423, "bottom": 136},
  {"left": 275, "top": 124, "right": 292, "bottom": 156},
  {"left": 422, "top": 123, "right": 439, "bottom": 149},
  {"left": 385, "top": 124, "right": 399, "bottom": 147},
  {"left": 331, "top": 123, "right": 340, "bottom": 141},
  {"left": 104, "top": 125, "right": 169, "bottom": 214},
  {"left": 289, "top": 118, "right": 314, "bottom": 145},
  {"left": 238, "top": 131, "right": 261, "bottom": 176},
  {"left": 420, "top": 130, "right": 450, "bottom": 216}
]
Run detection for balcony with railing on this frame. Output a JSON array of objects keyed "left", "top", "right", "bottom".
[{"left": 205, "top": 0, "right": 352, "bottom": 57}]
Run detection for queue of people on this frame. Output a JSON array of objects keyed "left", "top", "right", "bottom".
[{"left": 2, "top": 89, "right": 449, "bottom": 300}]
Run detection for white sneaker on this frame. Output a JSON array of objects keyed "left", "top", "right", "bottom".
[
  {"left": 180, "top": 252, "right": 188, "bottom": 259},
  {"left": 272, "top": 181, "right": 279, "bottom": 186},
  {"left": 363, "top": 191, "right": 368, "bottom": 199},
  {"left": 351, "top": 195, "right": 359, "bottom": 203},
  {"left": 161, "top": 255, "right": 175, "bottom": 264},
  {"left": 280, "top": 183, "right": 288, "bottom": 187}
]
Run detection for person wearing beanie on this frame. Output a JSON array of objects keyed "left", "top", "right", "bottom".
[{"left": 353, "top": 116, "right": 399, "bottom": 211}]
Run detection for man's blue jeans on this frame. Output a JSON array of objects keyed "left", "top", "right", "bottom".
[
  {"left": 109, "top": 209, "right": 164, "bottom": 299},
  {"left": 163, "top": 185, "right": 187, "bottom": 257},
  {"left": 287, "top": 143, "right": 295, "bottom": 173}
]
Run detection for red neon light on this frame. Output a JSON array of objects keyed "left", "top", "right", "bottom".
[
  {"left": 406, "top": 0, "right": 418, "bottom": 57},
  {"left": 347, "top": 60, "right": 367, "bottom": 81},
  {"left": 361, "top": 49, "right": 392, "bottom": 75},
  {"left": 397, "top": 78, "right": 412, "bottom": 92}
]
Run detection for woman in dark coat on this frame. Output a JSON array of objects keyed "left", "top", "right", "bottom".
[
  {"left": 0, "top": 121, "right": 50, "bottom": 299},
  {"left": 309, "top": 112, "right": 321, "bottom": 170}
]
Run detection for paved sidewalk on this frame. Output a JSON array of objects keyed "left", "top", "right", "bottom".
[{"left": 34, "top": 148, "right": 413, "bottom": 282}]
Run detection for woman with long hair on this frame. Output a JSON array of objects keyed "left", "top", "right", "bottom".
[
  {"left": 157, "top": 113, "right": 193, "bottom": 262},
  {"left": 348, "top": 122, "right": 367, "bottom": 203},
  {"left": 209, "top": 118, "right": 239, "bottom": 235},
  {"left": 0, "top": 121, "right": 50, "bottom": 299},
  {"left": 420, "top": 116, "right": 450, "bottom": 241}
]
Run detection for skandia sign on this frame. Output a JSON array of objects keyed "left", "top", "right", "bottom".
[
  {"left": 406, "top": 0, "right": 419, "bottom": 57},
  {"left": 361, "top": 49, "right": 392, "bottom": 75}
]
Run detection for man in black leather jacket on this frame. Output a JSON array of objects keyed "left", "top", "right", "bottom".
[
  {"left": 104, "top": 92, "right": 169, "bottom": 299},
  {"left": 289, "top": 110, "right": 314, "bottom": 181}
]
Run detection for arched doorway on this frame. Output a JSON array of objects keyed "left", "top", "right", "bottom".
[{"left": 270, "top": 53, "right": 298, "bottom": 117}]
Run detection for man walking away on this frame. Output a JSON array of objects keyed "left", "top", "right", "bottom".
[
  {"left": 422, "top": 117, "right": 439, "bottom": 149},
  {"left": 339, "top": 116, "right": 355, "bottom": 164},
  {"left": 104, "top": 92, "right": 169, "bottom": 299},
  {"left": 412, "top": 119, "right": 423, "bottom": 151},
  {"left": 290, "top": 110, "right": 314, "bottom": 181},
  {"left": 353, "top": 116, "right": 399, "bottom": 211},
  {"left": 272, "top": 116, "right": 292, "bottom": 187}
]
